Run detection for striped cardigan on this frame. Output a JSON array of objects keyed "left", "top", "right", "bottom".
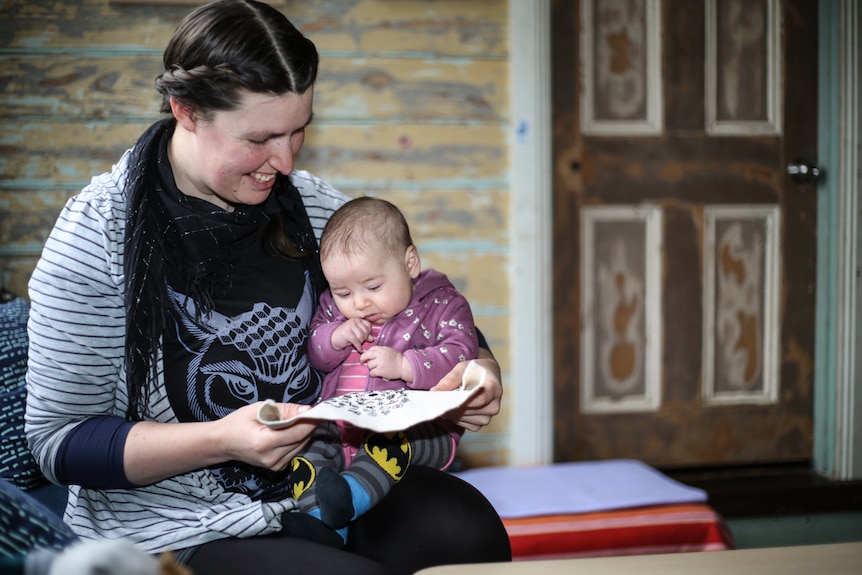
[{"left": 24, "top": 149, "right": 348, "bottom": 553}]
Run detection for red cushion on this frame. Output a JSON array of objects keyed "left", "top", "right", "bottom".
[{"left": 503, "top": 503, "right": 734, "bottom": 560}]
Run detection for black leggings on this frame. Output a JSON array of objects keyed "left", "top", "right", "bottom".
[{"left": 186, "top": 467, "right": 511, "bottom": 575}]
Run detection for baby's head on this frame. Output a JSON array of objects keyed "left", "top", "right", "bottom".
[{"left": 319, "top": 197, "right": 421, "bottom": 323}]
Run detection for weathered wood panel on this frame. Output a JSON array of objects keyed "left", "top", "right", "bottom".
[
  {"left": 303, "top": 124, "right": 507, "bottom": 183},
  {"left": 0, "top": 56, "right": 507, "bottom": 121},
  {"left": 420, "top": 252, "right": 507, "bottom": 306},
  {"left": 315, "top": 58, "right": 507, "bottom": 121},
  {"left": 0, "top": 189, "right": 72, "bottom": 246},
  {"left": 1, "top": 121, "right": 507, "bottom": 184},
  {"left": 0, "top": 56, "right": 165, "bottom": 119},
  {"left": 368, "top": 188, "right": 508, "bottom": 243},
  {"left": 2, "top": 0, "right": 507, "bottom": 57},
  {"left": 461, "top": 315, "right": 509, "bottom": 367},
  {"left": 0, "top": 256, "right": 40, "bottom": 301},
  {"left": 0, "top": 122, "right": 141, "bottom": 185}
]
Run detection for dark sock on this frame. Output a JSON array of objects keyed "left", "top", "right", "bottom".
[
  {"left": 280, "top": 511, "right": 346, "bottom": 548},
  {"left": 315, "top": 466, "right": 355, "bottom": 528}
]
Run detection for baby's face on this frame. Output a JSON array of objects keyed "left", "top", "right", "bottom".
[{"left": 322, "top": 246, "right": 419, "bottom": 324}]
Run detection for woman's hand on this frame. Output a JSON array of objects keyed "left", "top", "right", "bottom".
[
  {"left": 225, "top": 402, "right": 318, "bottom": 472},
  {"left": 124, "top": 402, "right": 317, "bottom": 486},
  {"left": 431, "top": 349, "right": 503, "bottom": 432}
]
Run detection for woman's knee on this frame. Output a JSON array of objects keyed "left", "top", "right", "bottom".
[{"left": 347, "top": 466, "right": 511, "bottom": 572}]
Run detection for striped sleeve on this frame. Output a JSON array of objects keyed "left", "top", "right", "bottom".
[
  {"left": 25, "top": 154, "right": 130, "bottom": 485},
  {"left": 289, "top": 169, "right": 349, "bottom": 243}
]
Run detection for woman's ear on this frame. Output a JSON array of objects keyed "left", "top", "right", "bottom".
[
  {"left": 170, "top": 97, "right": 198, "bottom": 133},
  {"left": 405, "top": 245, "right": 421, "bottom": 279}
]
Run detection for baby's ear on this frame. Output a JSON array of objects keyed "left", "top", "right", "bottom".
[{"left": 405, "top": 245, "right": 421, "bottom": 278}]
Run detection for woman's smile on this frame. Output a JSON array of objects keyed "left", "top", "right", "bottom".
[{"left": 251, "top": 171, "right": 276, "bottom": 184}]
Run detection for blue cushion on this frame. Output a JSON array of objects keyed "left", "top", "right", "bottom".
[
  {"left": 0, "top": 298, "right": 45, "bottom": 490},
  {"left": 0, "top": 479, "right": 77, "bottom": 556}
]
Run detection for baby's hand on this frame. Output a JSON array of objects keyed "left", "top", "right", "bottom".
[
  {"left": 332, "top": 318, "right": 373, "bottom": 351},
  {"left": 361, "top": 346, "right": 412, "bottom": 382}
]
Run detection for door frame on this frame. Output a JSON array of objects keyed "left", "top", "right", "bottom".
[
  {"left": 814, "top": 0, "right": 862, "bottom": 479},
  {"left": 508, "top": 0, "right": 862, "bottom": 478},
  {"left": 507, "top": 0, "right": 554, "bottom": 466}
]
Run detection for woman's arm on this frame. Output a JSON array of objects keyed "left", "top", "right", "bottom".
[
  {"left": 431, "top": 348, "right": 502, "bottom": 432},
  {"left": 25, "top": 183, "right": 133, "bottom": 485},
  {"left": 53, "top": 401, "right": 317, "bottom": 487},
  {"left": 123, "top": 402, "right": 316, "bottom": 485}
]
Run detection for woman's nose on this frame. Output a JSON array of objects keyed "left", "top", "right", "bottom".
[{"left": 269, "top": 140, "right": 295, "bottom": 174}]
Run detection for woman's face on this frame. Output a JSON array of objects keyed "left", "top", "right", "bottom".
[{"left": 171, "top": 88, "right": 314, "bottom": 211}]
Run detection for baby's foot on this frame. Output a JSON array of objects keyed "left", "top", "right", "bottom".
[
  {"left": 281, "top": 511, "right": 346, "bottom": 548},
  {"left": 315, "top": 467, "right": 355, "bottom": 528}
]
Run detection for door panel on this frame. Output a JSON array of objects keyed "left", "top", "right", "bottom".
[{"left": 552, "top": 0, "right": 818, "bottom": 467}]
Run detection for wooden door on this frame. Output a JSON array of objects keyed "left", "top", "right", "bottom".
[{"left": 552, "top": 0, "right": 819, "bottom": 467}]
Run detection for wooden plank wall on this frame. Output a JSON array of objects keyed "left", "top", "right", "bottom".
[{"left": 0, "top": 0, "right": 511, "bottom": 467}]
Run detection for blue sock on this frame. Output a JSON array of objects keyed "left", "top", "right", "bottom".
[{"left": 344, "top": 474, "right": 373, "bottom": 520}]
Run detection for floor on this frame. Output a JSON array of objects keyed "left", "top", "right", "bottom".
[
  {"left": 725, "top": 512, "right": 862, "bottom": 548},
  {"left": 664, "top": 462, "right": 862, "bottom": 549}
]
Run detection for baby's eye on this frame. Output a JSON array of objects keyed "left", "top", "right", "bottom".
[
  {"left": 367, "top": 284, "right": 381, "bottom": 292},
  {"left": 334, "top": 291, "right": 351, "bottom": 299}
]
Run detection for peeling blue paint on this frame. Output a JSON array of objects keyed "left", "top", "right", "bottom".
[{"left": 516, "top": 119, "right": 529, "bottom": 144}]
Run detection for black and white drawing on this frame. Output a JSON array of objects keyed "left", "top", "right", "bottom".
[{"left": 258, "top": 360, "right": 487, "bottom": 433}]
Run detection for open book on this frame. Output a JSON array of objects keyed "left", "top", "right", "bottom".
[{"left": 257, "top": 360, "right": 487, "bottom": 433}]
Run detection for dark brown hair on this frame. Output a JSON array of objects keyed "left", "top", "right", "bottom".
[
  {"left": 155, "top": 0, "right": 318, "bottom": 119},
  {"left": 320, "top": 196, "right": 415, "bottom": 262}
]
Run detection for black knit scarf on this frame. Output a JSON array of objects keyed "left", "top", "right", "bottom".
[{"left": 123, "top": 118, "right": 325, "bottom": 420}]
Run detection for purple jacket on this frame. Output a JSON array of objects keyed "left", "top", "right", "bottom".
[{"left": 309, "top": 269, "right": 479, "bottom": 400}]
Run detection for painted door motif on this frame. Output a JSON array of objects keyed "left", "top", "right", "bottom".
[{"left": 552, "top": 0, "right": 819, "bottom": 467}]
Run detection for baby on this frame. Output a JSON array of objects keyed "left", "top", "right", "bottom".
[{"left": 282, "top": 196, "right": 479, "bottom": 546}]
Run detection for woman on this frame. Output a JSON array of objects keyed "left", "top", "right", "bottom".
[{"left": 24, "top": 1, "right": 509, "bottom": 574}]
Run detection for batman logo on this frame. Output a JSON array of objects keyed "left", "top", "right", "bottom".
[
  {"left": 364, "top": 432, "right": 412, "bottom": 481},
  {"left": 287, "top": 456, "right": 316, "bottom": 499}
]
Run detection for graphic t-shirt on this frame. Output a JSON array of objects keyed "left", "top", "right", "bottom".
[{"left": 161, "top": 212, "right": 323, "bottom": 501}]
